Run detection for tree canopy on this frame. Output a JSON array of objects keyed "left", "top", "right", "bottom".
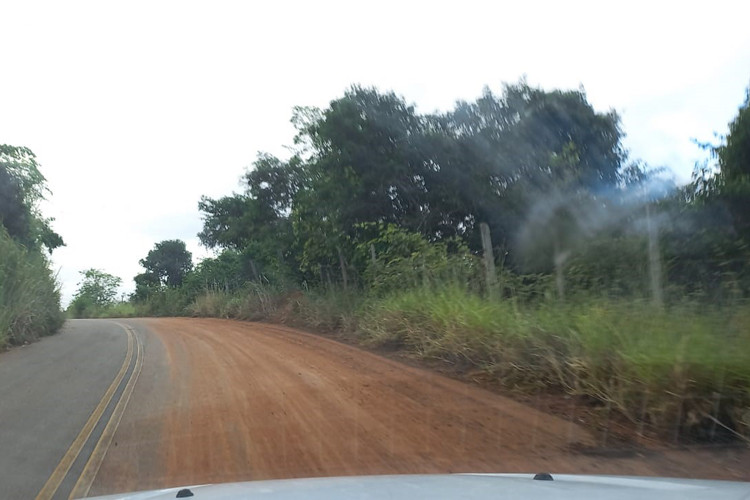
[
  {"left": 197, "top": 81, "right": 629, "bottom": 282},
  {"left": 0, "top": 145, "right": 64, "bottom": 252},
  {"left": 69, "top": 268, "right": 122, "bottom": 316},
  {"left": 139, "top": 240, "right": 193, "bottom": 288}
]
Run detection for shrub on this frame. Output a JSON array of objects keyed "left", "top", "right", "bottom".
[
  {"left": 359, "top": 285, "right": 750, "bottom": 438},
  {"left": 0, "top": 229, "right": 64, "bottom": 347}
]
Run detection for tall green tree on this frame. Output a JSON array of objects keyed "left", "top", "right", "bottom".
[
  {"left": 69, "top": 269, "right": 122, "bottom": 317},
  {"left": 442, "top": 82, "right": 625, "bottom": 256},
  {"left": 139, "top": 240, "right": 193, "bottom": 287},
  {"left": 715, "top": 88, "right": 750, "bottom": 239},
  {"left": 199, "top": 153, "right": 300, "bottom": 281},
  {"left": 197, "top": 82, "right": 630, "bottom": 284},
  {"left": 132, "top": 271, "right": 161, "bottom": 301},
  {"left": 0, "top": 145, "right": 63, "bottom": 252}
]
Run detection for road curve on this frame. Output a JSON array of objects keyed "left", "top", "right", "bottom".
[
  {"left": 90, "top": 318, "right": 748, "bottom": 496},
  {"left": 2, "top": 318, "right": 748, "bottom": 500},
  {"left": 0, "top": 320, "right": 131, "bottom": 499}
]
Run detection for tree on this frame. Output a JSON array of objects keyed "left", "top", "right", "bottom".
[
  {"left": 439, "top": 82, "right": 626, "bottom": 259},
  {"left": 196, "top": 81, "right": 630, "bottom": 285},
  {"left": 132, "top": 271, "right": 161, "bottom": 301},
  {"left": 0, "top": 144, "right": 64, "bottom": 252},
  {"left": 294, "top": 87, "right": 430, "bottom": 232},
  {"left": 715, "top": 88, "right": 750, "bottom": 239},
  {"left": 198, "top": 195, "right": 260, "bottom": 250},
  {"left": 199, "top": 153, "right": 301, "bottom": 281},
  {"left": 139, "top": 240, "right": 193, "bottom": 287},
  {"left": 69, "top": 269, "right": 122, "bottom": 317}
]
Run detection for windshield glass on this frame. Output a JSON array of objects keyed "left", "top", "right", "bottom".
[{"left": 1, "top": 2, "right": 749, "bottom": 499}]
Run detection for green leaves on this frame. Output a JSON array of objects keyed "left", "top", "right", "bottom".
[
  {"left": 0, "top": 145, "right": 48, "bottom": 205},
  {"left": 197, "top": 82, "right": 630, "bottom": 285},
  {"left": 0, "top": 228, "right": 64, "bottom": 346},
  {"left": 0, "top": 144, "right": 64, "bottom": 252},
  {"left": 691, "top": 86, "right": 750, "bottom": 240},
  {"left": 139, "top": 240, "right": 193, "bottom": 288},
  {"left": 69, "top": 269, "right": 123, "bottom": 317}
]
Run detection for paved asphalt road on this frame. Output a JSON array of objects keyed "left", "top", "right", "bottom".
[{"left": 0, "top": 320, "right": 131, "bottom": 500}]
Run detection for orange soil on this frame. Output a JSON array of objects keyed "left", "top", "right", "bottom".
[{"left": 89, "top": 318, "right": 749, "bottom": 496}]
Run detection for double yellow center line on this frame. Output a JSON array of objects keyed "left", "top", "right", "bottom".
[{"left": 35, "top": 323, "right": 144, "bottom": 500}]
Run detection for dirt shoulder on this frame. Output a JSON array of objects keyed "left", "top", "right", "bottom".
[{"left": 91, "top": 318, "right": 749, "bottom": 496}]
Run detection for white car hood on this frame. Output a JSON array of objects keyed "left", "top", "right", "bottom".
[{"left": 87, "top": 473, "right": 750, "bottom": 500}]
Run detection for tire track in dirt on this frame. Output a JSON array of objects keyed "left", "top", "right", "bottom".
[{"left": 89, "top": 318, "right": 750, "bottom": 495}]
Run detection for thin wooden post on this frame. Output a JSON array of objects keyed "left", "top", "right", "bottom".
[
  {"left": 646, "top": 203, "right": 664, "bottom": 308},
  {"left": 554, "top": 236, "right": 565, "bottom": 302},
  {"left": 325, "top": 266, "right": 333, "bottom": 289},
  {"left": 337, "top": 247, "right": 348, "bottom": 291},
  {"left": 249, "top": 259, "right": 259, "bottom": 281},
  {"left": 480, "top": 222, "right": 496, "bottom": 296}
]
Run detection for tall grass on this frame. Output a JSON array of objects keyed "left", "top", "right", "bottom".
[
  {"left": 0, "top": 230, "right": 64, "bottom": 347},
  {"left": 288, "top": 287, "right": 361, "bottom": 332},
  {"left": 185, "top": 283, "right": 362, "bottom": 332},
  {"left": 359, "top": 286, "right": 750, "bottom": 439},
  {"left": 187, "top": 282, "right": 287, "bottom": 321},
  {"left": 140, "top": 270, "right": 750, "bottom": 441},
  {"left": 133, "top": 287, "right": 193, "bottom": 317}
]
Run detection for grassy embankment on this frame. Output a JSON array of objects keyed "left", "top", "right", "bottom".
[
  {"left": 0, "top": 230, "right": 64, "bottom": 348},
  {"left": 155, "top": 281, "right": 750, "bottom": 442}
]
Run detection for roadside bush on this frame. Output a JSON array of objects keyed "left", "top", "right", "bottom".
[
  {"left": 0, "top": 229, "right": 64, "bottom": 347},
  {"left": 187, "top": 282, "right": 286, "bottom": 321},
  {"left": 289, "top": 287, "right": 361, "bottom": 332},
  {"left": 134, "top": 287, "right": 191, "bottom": 317},
  {"left": 67, "top": 300, "right": 137, "bottom": 319},
  {"left": 359, "top": 285, "right": 750, "bottom": 439}
]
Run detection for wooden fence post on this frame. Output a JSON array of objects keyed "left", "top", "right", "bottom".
[
  {"left": 646, "top": 203, "right": 664, "bottom": 308},
  {"left": 337, "top": 246, "right": 348, "bottom": 291},
  {"left": 554, "top": 236, "right": 565, "bottom": 302},
  {"left": 480, "top": 222, "right": 496, "bottom": 296}
]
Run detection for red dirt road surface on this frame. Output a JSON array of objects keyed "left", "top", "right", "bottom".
[{"left": 89, "top": 318, "right": 749, "bottom": 496}]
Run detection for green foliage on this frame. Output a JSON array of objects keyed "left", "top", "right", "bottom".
[
  {"left": 67, "top": 301, "right": 137, "bottom": 319},
  {"left": 185, "top": 250, "right": 246, "bottom": 291},
  {"left": 198, "top": 195, "right": 265, "bottom": 250},
  {"left": 68, "top": 269, "right": 123, "bottom": 318},
  {"left": 0, "top": 144, "right": 64, "bottom": 253},
  {"left": 196, "top": 82, "right": 628, "bottom": 283},
  {"left": 139, "top": 239, "right": 193, "bottom": 287},
  {"left": 132, "top": 271, "right": 161, "bottom": 301},
  {"left": 198, "top": 153, "right": 298, "bottom": 282},
  {"left": 132, "top": 83, "right": 750, "bottom": 442},
  {"left": 564, "top": 236, "right": 650, "bottom": 298},
  {"left": 352, "top": 223, "right": 481, "bottom": 293},
  {"left": 360, "top": 286, "right": 750, "bottom": 437},
  {"left": 289, "top": 287, "right": 361, "bottom": 332},
  {"left": 716, "top": 88, "right": 750, "bottom": 239},
  {"left": 0, "top": 228, "right": 64, "bottom": 347},
  {"left": 101, "top": 301, "right": 137, "bottom": 318},
  {"left": 691, "top": 86, "right": 750, "bottom": 241},
  {"left": 133, "top": 286, "right": 192, "bottom": 317},
  {"left": 187, "top": 282, "right": 288, "bottom": 321},
  {"left": 0, "top": 144, "right": 64, "bottom": 346}
]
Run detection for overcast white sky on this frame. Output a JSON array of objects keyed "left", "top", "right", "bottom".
[{"left": 1, "top": 0, "right": 749, "bottom": 305}]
